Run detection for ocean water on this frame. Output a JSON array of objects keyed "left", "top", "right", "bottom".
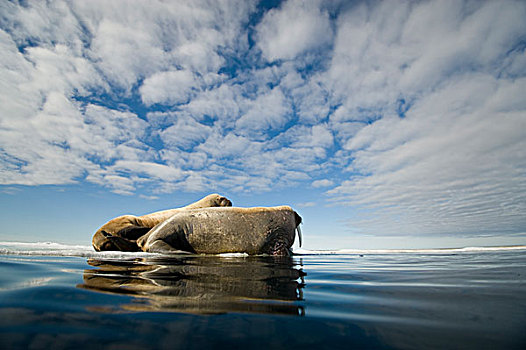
[{"left": 0, "top": 243, "right": 525, "bottom": 349}]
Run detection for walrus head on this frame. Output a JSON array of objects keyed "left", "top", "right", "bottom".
[
  {"left": 184, "top": 193, "right": 232, "bottom": 209},
  {"left": 214, "top": 194, "right": 232, "bottom": 207}
]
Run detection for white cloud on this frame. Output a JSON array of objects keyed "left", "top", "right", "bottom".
[
  {"left": 291, "top": 80, "right": 330, "bottom": 124},
  {"left": 140, "top": 70, "right": 197, "bottom": 106},
  {"left": 312, "top": 179, "right": 334, "bottom": 188},
  {"left": 159, "top": 113, "right": 212, "bottom": 149},
  {"left": 0, "top": 0, "right": 87, "bottom": 51},
  {"left": 160, "top": 149, "right": 209, "bottom": 171},
  {"left": 297, "top": 201, "right": 316, "bottom": 208},
  {"left": 0, "top": 29, "right": 151, "bottom": 191},
  {"left": 87, "top": 174, "right": 136, "bottom": 196},
  {"left": 326, "top": 0, "right": 526, "bottom": 114},
  {"left": 235, "top": 87, "right": 291, "bottom": 137},
  {"left": 256, "top": 0, "right": 333, "bottom": 61},
  {"left": 197, "top": 132, "right": 260, "bottom": 161},
  {"left": 140, "top": 70, "right": 225, "bottom": 107},
  {"left": 173, "top": 42, "right": 224, "bottom": 73},
  {"left": 1, "top": 93, "right": 93, "bottom": 185},
  {"left": 111, "top": 160, "right": 184, "bottom": 182},
  {"left": 329, "top": 73, "right": 526, "bottom": 236},
  {"left": 89, "top": 19, "right": 167, "bottom": 91},
  {"left": 0, "top": 30, "right": 40, "bottom": 125},
  {"left": 183, "top": 83, "right": 242, "bottom": 124},
  {"left": 302, "top": 124, "right": 333, "bottom": 148},
  {"left": 315, "top": 0, "right": 526, "bottom": 237},
  {"left": 0, "top": 91, "right": 152, "bottom": 190},
  {"left": 74, "top": 0, "right": 255, "bottom": 89},
  {"left": 0, "top": 0, "right": 257, "bottom": 194}
]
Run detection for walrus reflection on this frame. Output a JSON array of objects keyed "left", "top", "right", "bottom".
[{"left": 78, "top": 256, "right": 305, "bottom": 316}]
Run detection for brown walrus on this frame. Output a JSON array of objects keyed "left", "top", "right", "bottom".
[
  {"left": 92, "top": 194, "right": 232, "bottom": 252},
  {"left": 139, "top": 206, "right": 302, "bottom": 256}
]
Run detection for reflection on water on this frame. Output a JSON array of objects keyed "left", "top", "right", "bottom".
[
  {"left": 77, "top": 255, "right": 306, "bottom": 316},
  {"left": 1, "top": 249, "right": 525, "bottom": 349}
]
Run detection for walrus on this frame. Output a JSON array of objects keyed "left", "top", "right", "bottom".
[
  {"left": 139, "top": 206, "right": 302, "bottom": 256},
  {"left": 92, "top": 194, "right": 232, "bottom": 252}
]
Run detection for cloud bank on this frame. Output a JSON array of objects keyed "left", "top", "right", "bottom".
[{"left": 0, "top": 0, "right": 525, "bottom": 237}]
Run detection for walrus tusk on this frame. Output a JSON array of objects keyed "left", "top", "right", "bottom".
[{"left": 297, "top": 224, "right": 303, "bottom": 247}]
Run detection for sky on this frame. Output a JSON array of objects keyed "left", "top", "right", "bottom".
[{"left": 0, "top": 0, "right": 525, "bottom": 249}]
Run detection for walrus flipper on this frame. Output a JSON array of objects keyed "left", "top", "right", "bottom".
[
  {"left": 116, "top": 225, "right": 151, "bottom": 240},
  {"left": 147, "top": 240, "right": 194, "bottom": 254},
  {"left": 106, "top": 236, "right": 141, "bottom": 252}
]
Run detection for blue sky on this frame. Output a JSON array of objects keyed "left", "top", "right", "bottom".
[{"left": 1, "top": 0, "right": 525, "bottom": 249}]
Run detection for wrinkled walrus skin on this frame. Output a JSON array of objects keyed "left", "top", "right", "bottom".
[
  {"left": 139, "top": 206, "right": 302, "bottom": 256},
  {"left": 92, "top": 194, "right": 232, "bottom": 252}
]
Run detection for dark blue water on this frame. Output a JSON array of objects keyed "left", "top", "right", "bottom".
[{"left": 0, "top": 245, "right": 525, "bottom": 349}]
